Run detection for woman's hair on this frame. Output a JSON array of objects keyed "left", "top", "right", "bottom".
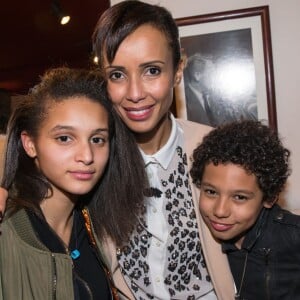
[
  {"left": 1, "top": 66, "right": 148, "bottom": 246},
  {"left": 190, "top": 120, "right": 291, "bottom": 204},
  {"left": 0, "top": 89, "right": 12, "bottom": 134},
  {"left": 92, "top": 0, "right": 181, "bottom": 71}
]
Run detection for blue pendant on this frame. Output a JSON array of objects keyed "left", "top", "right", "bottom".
[{"left": 70, "top": 249, "right": 80, "bottom": 260}]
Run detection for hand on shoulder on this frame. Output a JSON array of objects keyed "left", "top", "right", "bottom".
[{"left": 0, "top": 187, "right": 8, "bottom": 218}]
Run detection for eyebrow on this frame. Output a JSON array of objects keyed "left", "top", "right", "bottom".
[
  {"left": 139, "top": 60, "right": 165, "bottom": 67},
  {"left": 105, "top": 60, "right": 165, "bottom": 70},
  {"left": 201, "top": 182, "right": 255, "bottom": 196},
  {"left": 104, "top": 65, "right": 125, "bottom": 71},
  {"left": 49, "top": 125, "right": 109, "bottom": 134}
]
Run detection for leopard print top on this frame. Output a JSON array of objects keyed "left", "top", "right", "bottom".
[{"left": 117, "top": 132, "right": 214, "bottom": 299}]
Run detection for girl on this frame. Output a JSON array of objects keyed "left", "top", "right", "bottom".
[{"left": 0, "top": 67, "right": 146, "bottom": 299}]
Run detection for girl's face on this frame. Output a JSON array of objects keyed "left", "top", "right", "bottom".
[
  {"left": 199, "top": 163, "right": 272, "bottom": 249},
  {"left": 21, "top": 97, "right": 109, "bottom": 200},
  {"left": 104, "top": 24, "right": 183, "bottom": 141}
]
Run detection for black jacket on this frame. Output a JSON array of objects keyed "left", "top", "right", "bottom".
[{"left": 222, "top": 204, "right": 300, "bottom": 300}]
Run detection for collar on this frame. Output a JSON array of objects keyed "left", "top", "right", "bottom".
[
  {"left": 140, "top": 114, "right": 180, "bottom": 170},
  {"left": 222, "top": 207, "right": 270, "bottom": 253}
]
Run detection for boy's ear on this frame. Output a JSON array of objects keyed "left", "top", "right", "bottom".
[
  {"left": 263, "top": 198, "right": 277, "bottom": 209},
  {"left": 21, "top": 131, "right": 37, "bottom": 158}
]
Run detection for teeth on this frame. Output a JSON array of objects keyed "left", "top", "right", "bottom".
[{"left": 127, "top": 109, "right": 149, "bottom": 116}]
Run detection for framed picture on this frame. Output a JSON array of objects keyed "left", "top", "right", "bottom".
[{"left": 174, "top": 6, "right": 277, "bottom": 130}]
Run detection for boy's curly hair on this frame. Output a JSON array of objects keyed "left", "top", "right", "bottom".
[{"left": 190, "top": 120, "right": 291, "bottom": 203}]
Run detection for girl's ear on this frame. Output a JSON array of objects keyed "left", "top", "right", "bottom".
[{"left": 21, "top": 131, "right": 37, "bottom": 158}]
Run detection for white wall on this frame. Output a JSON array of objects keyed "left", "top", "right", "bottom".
[{"left": 111, "top": 0, "right": 300, "bottom": 209}]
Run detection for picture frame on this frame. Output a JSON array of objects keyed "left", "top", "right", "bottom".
[{"left": 174, "top": 6, "right": 277, "bottom": 130}]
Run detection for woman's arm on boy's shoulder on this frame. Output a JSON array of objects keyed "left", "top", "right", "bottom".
[{"left": 0, "top": 187, "right": 8, "bottom": 218}]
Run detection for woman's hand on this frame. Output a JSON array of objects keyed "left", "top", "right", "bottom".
[{"left": 0, "top": 187, "right": 8, "bottom": 221}]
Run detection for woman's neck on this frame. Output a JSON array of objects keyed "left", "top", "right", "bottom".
[{"left": 136, "top": 114, "right": 172, "bottom": 155}]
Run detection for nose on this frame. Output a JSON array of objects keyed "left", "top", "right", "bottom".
[
  {"left": 213, "top": 197, "right": 231, "bottom": 218},
  {"left": 75, "top": 142, "right": 93, "bottom": 165},
  {"left": 126, "top": 76, "right": 145, "bottom": 103}
]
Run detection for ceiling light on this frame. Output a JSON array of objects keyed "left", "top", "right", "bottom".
[
  {"left": 93, "top": 55, "right": 99, "bottom": 65},
  {"left": 51, "top": 0, "right": 70, "bottom": 25}
]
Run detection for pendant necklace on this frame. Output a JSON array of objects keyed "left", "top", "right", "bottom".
[
  {"left": 68, "top": 210, "right": 81, "bottom": 260},
  {"left": 234, "top": 251, "right": 249, "bottom": 300}
]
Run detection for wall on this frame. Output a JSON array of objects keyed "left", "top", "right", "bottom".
[{"left": 110, "top": 0, "right": 300, "bottom": 209}]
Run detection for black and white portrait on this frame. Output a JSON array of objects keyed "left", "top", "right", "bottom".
[{"left": 181, "top": 29, "right": 258, "bottom": 127}]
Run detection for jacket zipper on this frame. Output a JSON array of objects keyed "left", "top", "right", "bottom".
[
  {"left": 263, "top": 248, "right": 271, "bottom": 300},
  {"left": 51, "top": 253, "right": 57, "bottom": 300}
]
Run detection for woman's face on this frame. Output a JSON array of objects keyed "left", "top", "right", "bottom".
[{"left": 103, "top": 24, "right": 182, "bottom": 138}]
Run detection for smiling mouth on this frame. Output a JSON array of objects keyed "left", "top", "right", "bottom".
[
  {"left": 124, "top": 105, "right": 154, "bottom": 120},
  {"left": 209, "top": 220, "right": 234, "bottom": 232}
]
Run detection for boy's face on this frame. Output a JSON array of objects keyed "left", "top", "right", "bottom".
[{"left": 199, "top": 163, "right": 272, "bottom": 249}]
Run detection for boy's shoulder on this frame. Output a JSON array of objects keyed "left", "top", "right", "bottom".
[{"left": 271, "top": 204, "right": 300, "bottom": 228}]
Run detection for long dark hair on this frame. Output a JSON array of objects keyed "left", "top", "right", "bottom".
[{"left": 1, "top": 67, "right": 148, "bottom": 246}]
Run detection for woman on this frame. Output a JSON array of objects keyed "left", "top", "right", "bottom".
[
  {"left": 0, "top": 67, "right": 146, "bottom": 299},
  {"left": 92, "top": 1, "right": 234, "bottom": 299}
]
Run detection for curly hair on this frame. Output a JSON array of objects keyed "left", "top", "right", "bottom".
[{"left": 190, "top": 120, "right": 291, "bottom": 203}]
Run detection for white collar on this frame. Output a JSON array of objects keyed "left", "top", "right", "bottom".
[{"left": 140, "top": 114, "right": 179, "bottom": 170}]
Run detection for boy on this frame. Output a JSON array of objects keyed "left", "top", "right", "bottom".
[{"left": 190, "top": 120, "right": 300, "bottom": 299}]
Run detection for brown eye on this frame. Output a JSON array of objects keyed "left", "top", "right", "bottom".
[
  {"left": 56, "top": 135, "right": 71, "bottom": 143},
  {"left": 233, "top": 194, "right": 248, "bottom": 201},
  {"left": 91, "top": 136, "right": 106, "bottom": 145},
  {"left": 202, "top": 187, "right": 217, "bottom": 197},
  {"left": 146, "top": 66, "right": 161, "bottom": 76},
  {"left": 109, "top": 71, "right": 124, "bottom": 80}
]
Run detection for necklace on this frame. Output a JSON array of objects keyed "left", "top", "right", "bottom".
[
  {"left": 234, "top": 251, "right": 249, "bottom": 300},
  {"left": 70, "top": 249, "right": 80, "bottom": 259},
  {"left": 68, "top": 210, "right": 81, "bottom": 260}
]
